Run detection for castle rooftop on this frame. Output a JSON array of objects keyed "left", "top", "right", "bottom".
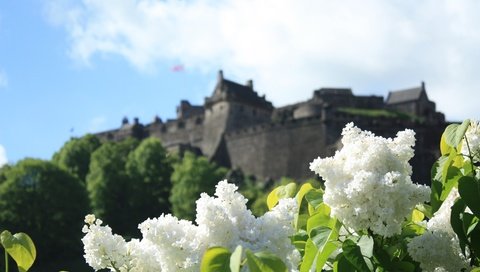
[
  {"left": 386, "top": 82, "right": 426, "bottom": 104},
  {"left": 205, "top": 70, "right": 273, "bottom": 109}
]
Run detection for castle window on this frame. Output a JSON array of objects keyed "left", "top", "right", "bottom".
[
  {"left": 195, "top": 117, "right": 202, "bottom": 125},
  {"left": 178, "top": 121, "right": 185, "bottom": 129}
]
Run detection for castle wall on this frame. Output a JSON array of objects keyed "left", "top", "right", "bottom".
[
  {"left": 225, "top": 113, "right": 444, "bottom": 184},
  {"left": 93, "top": 75, "right": 447, "bottom": 186},
  {"left": 202, "top": 101, "right": 231, "bottom": 157},
  {"left": 147, "top": 116, "right": 204, "bottom": 150},
  {"left": 202, "top": 100, "right": 272, "bottom": 159},
  {"left": 387, "top": 102, "right": 418, "bottom": 115},
  {"left": 225, "top": 117, "right": 330, "bottom": 181}
]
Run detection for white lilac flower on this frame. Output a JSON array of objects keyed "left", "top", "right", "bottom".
[
  {"left": 461, "top": 119, "right": 480, "bottom": 163},
  {"left": 139, "top": 214, "right": 204, "bottom": 271},
  {"left": 407, "top": 188, "right": 470, "bottom": 272},
  {"left": 309, "top": 123, "right": 430, "bottom": 237},
  {"left": 82, "top": 215, "right": 131, "bottom": 271},
  {"left": 83, "top": 180, "right": 300, "bottom": 271}
]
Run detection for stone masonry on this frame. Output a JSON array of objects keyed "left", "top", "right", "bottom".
[{"left": 95, "top": 71, "right": 447, "bottom": 185}]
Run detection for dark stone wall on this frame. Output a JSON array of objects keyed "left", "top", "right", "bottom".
[
  {"left": 202, "top": 101, "right": 231, "bottom": 157},
  {"left": 225, "top": 115, "right": 445, "bottom": 184},
  {"left": 94, "top": 78, "right": 447, "bottom": 186},
  {"left": 225, "top": 117, "right": 330, "bottom": 181},
  {"left": 147, "top": 116, "right": 204, "bottom": 150}
]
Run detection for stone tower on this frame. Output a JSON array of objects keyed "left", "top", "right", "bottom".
[{"left": 202, "top": 70, "right": 274, "bottom": 165}]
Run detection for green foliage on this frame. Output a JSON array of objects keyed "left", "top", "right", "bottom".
[
  {"left": 200, "top": 246, "right": 232, "bottom": 272},
  {"left": 86, "top": 138, "right": 139, "bottom": 236},
  {"left": 126, "top": 138, "right": 173, "bottom": 224},
  {"left": 200, "top": 246, "right": 288, "bottom": 272},
  {"left": 267, "top": 182, "right": 297, "bottom": 210},
  {"left": 0, "top": 164, "right": 10, "bottom": 185},
  {"left": 337, "top": 107, "right": 422, "bottom": 122},
  {"left": 0, "top": 159, "right": 89, "bottom": 267},
  {"left": 431, "top": 120, "right": 480, "bottom": 266},
  {"left": 84, "top": 137, "right": 174, "bottom": 237},
  {"left": 246, "top": 250, "right": 287, "bottom": 272},
  {"left": 1, "top": 230, "right": 36, "bottom": 272},
  {"left": 170, "top": 152, "right": 227, "bottom": 220},
  {"left": 341, "top": 239, "right": 371, "bottom": 272},
  {"left": 52, "top": 134, "right": 101, "bottom": 182},
  {"left": 266, "top": 179, "right": 428, "bottom": 271}
]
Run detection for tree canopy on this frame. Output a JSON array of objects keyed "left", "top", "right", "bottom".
[
  {"left": 86, "top": 138, "right": 139, "bottom": 236},
  {"left": 126, "top": 137, "right": 173, "bottom": 224},
  {"left": 0, "top": 159, "right": 89, "bottom": 267},
  {"left": 170, "top": 152, "right": 227, "bottom": 220},
  {"left": 52, "top": 134, "right": 101, "bottom": 182}
]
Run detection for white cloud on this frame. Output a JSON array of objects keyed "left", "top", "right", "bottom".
[
  {"left": 47, "top": 0, "right": 480, "bottom": 121},
  {"left": 0, "top": 145, "right": 7, "bottom": 167},
  {"left": 0, "top": 69, "right": 8, "bottom": 89}
]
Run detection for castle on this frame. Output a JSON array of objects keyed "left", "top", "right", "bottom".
[{"left": 95, "top": 71, "right": 447, "bottom": 184}]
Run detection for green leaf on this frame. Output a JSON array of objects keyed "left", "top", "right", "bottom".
[
  {"left": 431, "top": 157, "right": 443, "bottom": 183},
  {"left": 310, "top": 226, "right": 333, "bottom": 249},
  {"left": 465, "top": 215, "right": 479, "bottom": 236},
  {"left": 267, "top": 187, "right": 281, "bottom": 210},
  {"left": 357, "top": 235, "right": 374, "bottom": 258},
  {"left": 292, "top": 230, "right": 308, "bottom": 254},
  {"left": 415, "top": 204, "right": 433, "bottom": 219},
  {"left": 245, "top": 250, "right": 287, "bottom": 272},
  {"left": 315, "top": 220, "right": 341, "bottom": 271},
  {"left": 373, "top": 246, "right": 394, "bottom": 271},
  {"left": 229, "top": 245, "right": 242, "bottom": 272},
  {"left": 0, "top": 231, "right": 36, "bottom": 272},
  {"left": 267, "top": 183, "right": 297, "bottom": 210},
  {"left": 458, "top": 176, "right": 480, "bottom": 217},
  {"left": 305, "top": 189, "right": 324, "bottom": 214},
  {"left": 440, "top": 132, "right": 451, "bottom": 155},
  {"left": 470, "top": 224, "right": 480, "bottom": 261},
  {"left": 440, "top": 166, "right": 462, "bottom": 201},
  {"left": 430, "top": 179, "right": 443, "bottom": 213},
  {"left": 392, "top": 261, "right": 415, "bottom": 272},
  {"left": 300, "top": 221, "right": 341, "bottom": 272},
  {"left": 333, "top": 254, "right": 356, "bottom": 272},
  {"left": 299, "top": 239, "right": 317, "bottom": 272},
  {"left": 315, "top": 241, "right": 339, "bottom": 271},
  {"left": 450, "top": 198, "right": 468, "bottom": 256},
  {"left": 342, "top": 239, "right": 371, "bottom": 272},
  {"left": 200, "top": 247, "right": 231, "bottom": 272},
  {"left": 306, "top": 204, "right": 332, "bottom": 232},
  {"left": 296, "top": 183, "right": 314, "bottom": 208},
  {"left": 401, "top": 222, "right": 426, "bottom": 237},
  {"left": 410, "top": 208, "right": 424, "bottom": 223},
  {"left": 444, "top": 123, "right": 460, "bottom": 147},
  {"left": 444, "top": 120, "right": 470, "bottom": 148}
]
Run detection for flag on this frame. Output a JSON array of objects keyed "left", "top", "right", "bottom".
[{"left": 171, "top": 65, "right": 184, "bottom": 72}]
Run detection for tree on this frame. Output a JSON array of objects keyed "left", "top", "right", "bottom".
[
  {"left": 86, "top": 138, "right": 139, "bottom": 236},
  {"left": 52, "top": 134, "right": 101, "bottom": 182},
  {"left": 170, "top": 152, "right": 227, "bottom": 220},
  {"left": 0, "top": 164, "right": 10, "bottom": 185},
  {"left": 0, "top": 159, "right": 89, "bottom": 269},
  {"left": 126, "top": 137, "right": 173, "bottom": 223}
]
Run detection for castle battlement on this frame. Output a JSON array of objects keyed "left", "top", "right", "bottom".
[{"left": 94, "top": 71, "right": 447, "bottom": 184}]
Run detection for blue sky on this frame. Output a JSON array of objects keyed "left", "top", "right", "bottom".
[{"left": 1, "top": 0, "right": 479, "bottom": 165}]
